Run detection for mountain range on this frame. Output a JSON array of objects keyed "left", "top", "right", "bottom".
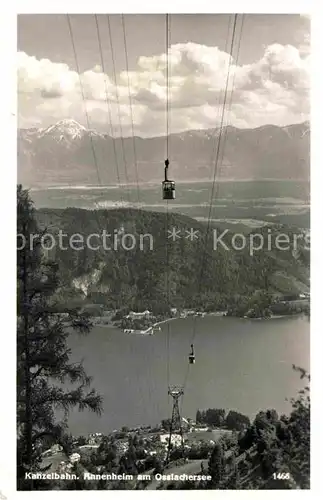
[{"left": 18, "top": 119, "right": 310, "bottom": 187}]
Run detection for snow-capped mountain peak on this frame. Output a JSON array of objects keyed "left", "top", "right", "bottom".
[{"left": 39, "top": 119, "right": 89, "bottom": 141}]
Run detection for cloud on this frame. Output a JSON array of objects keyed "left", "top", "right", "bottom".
[{"left": 17, "top": 38, "right": 310, "bottom": 137}]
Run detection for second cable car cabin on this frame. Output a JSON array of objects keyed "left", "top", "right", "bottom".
[
  {"left": 162, "top": 159, "right": 175, "bottom": 200},
  {"left": 189, "top": 344, "right": 195, "bottom": 364}
]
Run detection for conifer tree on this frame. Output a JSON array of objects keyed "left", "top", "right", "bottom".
[
  {"left": 17, "top": 185, "right": 103, "bottom": 490},
  {"left": 208, "top": 441, "right": 226, "bottom": 488},
  {"left": 225, "top": 456, "right": 241, "bottom": 489}
]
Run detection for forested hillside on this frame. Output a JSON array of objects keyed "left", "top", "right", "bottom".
[{"left": 35, "top": 207, "right": 310, "bottom": 312}]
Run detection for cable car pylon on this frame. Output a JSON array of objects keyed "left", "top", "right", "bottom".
[{"left": 165, "top": 386, "right": 185, "bottom": 465}]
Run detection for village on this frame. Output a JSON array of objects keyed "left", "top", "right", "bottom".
[
  {"left": 39, "top": 417, "right": 233, "bottom": 482},
  {"left": 86, "top": 306, "right": 208, "bottom": 332}
]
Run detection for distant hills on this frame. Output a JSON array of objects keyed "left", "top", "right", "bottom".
[{"left": 18, "top": 119, "right": 310, "bottom": 187}]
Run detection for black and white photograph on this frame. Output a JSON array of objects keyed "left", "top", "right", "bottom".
[{"left": 7, "top": 6, "right": 315, "bottom": 493}]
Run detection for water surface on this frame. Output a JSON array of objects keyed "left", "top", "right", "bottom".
[{"left": 67, "top": 315, "right": 310, "bottom": 435}]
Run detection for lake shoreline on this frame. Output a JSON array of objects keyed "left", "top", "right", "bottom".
[
  {"left": 91, "top": 310, "right": 308, "bottom": 329},
  {"left": 92, "top": 316, "right": 178, "bottom": 330}
]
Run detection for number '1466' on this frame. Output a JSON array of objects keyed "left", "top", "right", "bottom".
[{"left": 273, "top": 472, "right": 290, "bottom": 480}]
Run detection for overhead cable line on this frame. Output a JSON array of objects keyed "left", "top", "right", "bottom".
[
  {"left": 121, "top": 14, "right": 141, "bottom": 206},
  {"left": 94, "top": 14, "right": 123, "bottom": 202},
  {"left": 201, "top": 14, "right": 235, "bottom": 189},
  {"left": 165, "top": 13, "right": 170, "bottom": 159},
  {"left": 216, "top": 14, "right": 245, "bottom": 185},
  {"left": 182, "top": 13, "right": 240, "bottom": 391},
  {"left": 177, "top": 15, "right": 237, "bottom": 421},
  {"left": 202, "top": 14, "right": 245, "bottom": 225},
  {"left": 67, "top": 14, "right": 103, "bottom": 187},
  {"left": 165, "top": 13, "right": 171, "bottom": 390},
  {"left": 106, "top": 15, "right": 131, "bottom": 201},
  {"left": 164, "top": 13, "right": 186, "bottom": 463},
  {"left": 67, "top": 14, "right": 109, "bottom": 235}
]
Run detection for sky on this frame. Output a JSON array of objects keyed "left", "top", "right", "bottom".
[{"left": 17, "top": 14, "right": 310, "bottom": 137}]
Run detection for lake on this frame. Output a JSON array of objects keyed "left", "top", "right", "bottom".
[{"left": 67, "top": 314, "right": 310, "bottom": 436}]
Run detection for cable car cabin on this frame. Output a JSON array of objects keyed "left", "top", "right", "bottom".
[
  {"left": 162, "top": 180, "right": 175, "bottom": 200},
  {"left": 188, "top": 344, "right": 195, "bottom": 364},
  {"left": 189, "top": 354, "right": 195, "bottom": 364},
  {"left": 162, "top": 159, "right": 175, "bottom": 200}
]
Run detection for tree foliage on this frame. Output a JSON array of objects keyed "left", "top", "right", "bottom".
[
  {"left": 34, "top": 207, "right": 310, "bottom": 313},
  {"left": 17, "top": 185, "right": 103, "bottom": 490},
  {"left": 208, "top": 442, "right": 226, "bottom": 488}
]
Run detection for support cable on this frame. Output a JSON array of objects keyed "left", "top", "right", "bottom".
[
  {"left": 106, "top": 15, "right": 131, "bottom": 202},
  {"left": 94, "top": 14, "right": 123, "bottom": 201},
  {"left": 67, "top": 14, "right": 107, "bottom": 234},
  {"left": 182, "top": 14, "right": 241, "bottom": 393},
  {"left": 121, "top": 14, "right": 141, "bottom": 206}
]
